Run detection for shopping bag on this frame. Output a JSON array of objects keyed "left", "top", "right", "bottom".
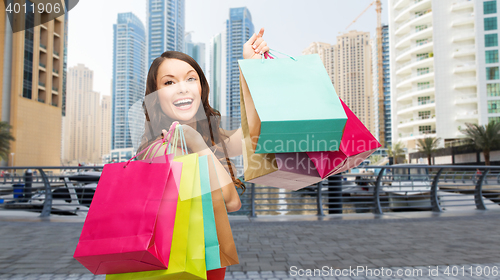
[
  {"left": 240, "top": 77, "right": 324, "bottom": 190},
  {"left": 205, "top": 154, "right": 240, "bottom": 266},
  {"left": 199, "top": 155, "right": 222, "bottom": 271},
  {"left": 207, "top": 268, "right": 226, "bottom": 280},
  {"left": 106, "top": 127, "right": 207, "bottom": 280},
  {"left": 307, "top": 99, "right": 381, "bottom": 178},
  {"left": 73, "top": 134, "right": 179, "bottom": 275},
  {"left": 238, "top": 50, "right": 347, "bottom": 154}
]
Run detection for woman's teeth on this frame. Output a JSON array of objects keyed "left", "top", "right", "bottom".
[{"left": 174, "top": 99, "right": 193, "bottom": 107}]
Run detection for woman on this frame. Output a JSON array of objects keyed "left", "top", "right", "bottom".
[{"left": 137, "top": 27, "right": 269, "bottom": 213}]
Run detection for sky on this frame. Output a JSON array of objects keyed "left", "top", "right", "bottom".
[{"left": 67, "top": 0, "right": 389, "bottom": 97}]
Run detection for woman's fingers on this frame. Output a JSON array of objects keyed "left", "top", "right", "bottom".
[
  {"left": 246, "top": 28, "right": 264, "bottom": 45},
  {"left": 256, "top": 42, "right": 268, "bottom": 54},
  {"left": 257, "top": 27, "right": 265, "bottom": 38},
  {"left": 245, "top": 33, "right": 258, "bottom": 47},
  {"left": 252, "top": 37, "right": 264, "bottom": 48}
]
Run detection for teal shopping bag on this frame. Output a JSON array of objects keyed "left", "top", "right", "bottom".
[
  {"left": 238, "top": 51, "right": 347, "bottom": 154},
  {"left": 199, "top": 155, "right": 222, "bottom": 271}
]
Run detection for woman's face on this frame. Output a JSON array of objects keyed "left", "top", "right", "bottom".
[{"left": 156, "top": 58, "right": 202, "bottom": 123}]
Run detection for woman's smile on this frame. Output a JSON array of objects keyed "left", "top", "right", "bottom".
[{"left": 173, "top": 98, "right": 194, "bottom": 110}]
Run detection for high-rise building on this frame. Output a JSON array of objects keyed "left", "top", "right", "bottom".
[
  {"left": 209, "top": 32, "right": 227, "bottom": 114},
  {"left": 388, "top": 0, "right": 499, "bottom": 150},
  {"left": 382, "top": 25, "right": 392, "bottom": 147},
  {"left": 185, "top": 33, "right": 206, "bottom": 73},
  {"left": 478, "top": 1, "right": 500, "bottom": 125},
  {"left": 0, "top": 2, "right": 66, "bottom": 167},
  {"left": 112, "top": 13, "right": 146, "bottom": 150},
  {"left": 147, "top": 0, "right": 185, "bottom": 67},
  {"left": 101, "top": 95, "right": 112, "bottom": 160},
  {"left": 226, "top": 7, "right": 254, "bottom": 131},
  {"left": 334, "top": 31, "right": 375, "bottom": 134},
  {"left": 60, "top": 8, "right": 69, "bottom": 164},
  {"left": 372, "top": 25, "right": 392, "bottom": 147},
  {"left": 63, "top": 64, "right": 102, "bottom": 165},
  {"left": 302, "top": 31, "right": 375, "bottom": 135}
]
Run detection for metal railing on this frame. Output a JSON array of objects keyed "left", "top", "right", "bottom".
[
  {"left": 398, "top": 99, "right": 435, "bottom": 111},
  {"left": 395, "top": 8, "right": 432, "bottom": 30},
  {"left": 1, "top": 165, "right": 499, "bottom": 218},
  {"left": 396, "top": 38, "right": 433, "bottom": 57},
  {"left": 395, "top": 24, "right": 433, "bottom": 46},
  {"left": 400, "top": 130, "right": 437, "bottom": 138},
  {"left": 398, "top": 83, "right": 435, "bottom": 99},
  {"left": 399, "top": 116, "right": 436, "bottom": 125},
  {"left": 397, "top": 67, "right": 434, "bottom": 84},
  {"left": 0, "top": 166, "right": 101, "bottom": 217},
  {"left": 396, "top": 56, "right": 433, "bottom": 72}
]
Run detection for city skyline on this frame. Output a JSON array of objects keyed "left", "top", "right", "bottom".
[{"left": 67, "top": 0, "right": 389, "bottom": 98}]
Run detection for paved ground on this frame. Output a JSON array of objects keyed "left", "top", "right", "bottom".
[{"left": 1, "top": 210, "right": 500, "bottom": 279}]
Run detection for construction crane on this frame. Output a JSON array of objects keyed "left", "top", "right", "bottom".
[{"left": 345, "top": 0, "right": 385, "bottom": 148}]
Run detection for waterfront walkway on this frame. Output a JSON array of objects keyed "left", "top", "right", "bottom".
[{"left": 1, "top": 209, "right": 500, "bottom": 279}]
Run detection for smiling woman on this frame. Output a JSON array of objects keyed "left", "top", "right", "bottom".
[
  {"left": 136, "top": 50, "right": 243, "bottom": 214},
  {"left": 129, "top": 28, "right": 270, "bottom": 280},
  {"left": 136, "top": 28, "right": 270, "bottom": 217}
]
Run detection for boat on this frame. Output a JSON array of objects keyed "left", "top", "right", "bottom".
[{"left": 383, "top": 164, "right": 434, "bottom": 210}]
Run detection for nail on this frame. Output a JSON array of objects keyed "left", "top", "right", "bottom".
[
  {"left": 255, "top": 49, "right": 259, "bottom": 53},
  {"left": 252, "top": 45, "right": 256, "bottom": 49}
]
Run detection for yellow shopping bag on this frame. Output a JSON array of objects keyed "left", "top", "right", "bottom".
[{"left": 106, "top": 126, "right": 207, "bottom": 280}]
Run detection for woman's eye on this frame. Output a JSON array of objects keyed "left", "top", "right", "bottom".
[
  {"left": 188, "top": 77, "right": 196, "bottom": 82},
  {"left": 164, "top": 81, "right": 173, "bottom": 85}
]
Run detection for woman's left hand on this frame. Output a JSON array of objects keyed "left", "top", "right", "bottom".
[{"left": 243, "top": 27, "right": 270, "bottom": 60}]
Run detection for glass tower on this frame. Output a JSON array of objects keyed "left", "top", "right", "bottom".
[
  {"left": 147, "top": 0, "right": 185, "bottom": 67},
  {"left": 382, "top": 25, "right": 392, "bottom": 147},
  {"left": 112, "top": 13, "right": 146, "bottom": 150},
  {"left": 226, "top": 7, "right": 254, "bottom": 130}
]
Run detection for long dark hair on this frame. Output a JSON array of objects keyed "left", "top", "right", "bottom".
[{"left": 136, "top": 51, "right": 245, "bottom": 192}]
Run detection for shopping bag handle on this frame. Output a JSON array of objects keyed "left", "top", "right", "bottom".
[
  {"left": 166, "top": 124, "right": 188, "bottom": 156},
  {"left": 261, "top": 48, "right": 297, "bottom": 63},
  {"left": 145, "top": 121, "right": 179, "bottom": 160},
  {"left": 125, "top": 122, "right": 178, "bottom": 166}
]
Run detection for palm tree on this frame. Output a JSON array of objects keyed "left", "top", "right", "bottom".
[
  {"left": 461, "top": 122, "right": 500, "bottom": 165},
  {"left": 387, "top": 142, "right": 405, "bottom": 164},
  {"left": 0, "top": 121, "right": 15, "bottom": 162},
  {"left": 416, "top": 137, "right": 441, "bottom": 165}
]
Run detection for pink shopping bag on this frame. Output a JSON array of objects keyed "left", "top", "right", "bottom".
[
  {"left": 74, "top": 127, "right": 182, "bottom": 275},
  {"left": 307, "top": 98, "right": 381, "bottom": 178}
]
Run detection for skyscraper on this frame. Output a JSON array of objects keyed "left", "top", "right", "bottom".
[
  {"left": 334, "top": 31, "right": 375, "bottom": 134},
  {"left": 185, "top": 33, "right": 206, "bottom": 73},
  {"left": 112, "top": 13, "right": 146, "bottom": 150},
  {"left": 388, "top": 0, "right": 498, "bottom": 151},
  {"left": 147, "top": 0, "right": 185, "bottom": 67},
  {"left": 1, "top": 2, "right": 66, "bottom": 167},
  {"left": 302, "top": 32, "right": 375, "bottom": 135},
  {"left": 226, "top": 7, "right": 254, "bottom": 131},
  {"left": 63, "top": 64, "right": 102, "bottom": 165},
  {"left": 382, "top": 25, "right": 392, "bottom": 147},
  {"left": 373, "top": 25, "right": 392, "bottom": 147},
  {"left": 209, "top": 32, "right": 227, "bottom": 114},
  {"left": 101, "top": 95, "right": 112, "bottom": 159}
]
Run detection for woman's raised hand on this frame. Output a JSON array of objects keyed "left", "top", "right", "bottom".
[{"left": 243, "top": 27, "right": 270, "bottom": 60}]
